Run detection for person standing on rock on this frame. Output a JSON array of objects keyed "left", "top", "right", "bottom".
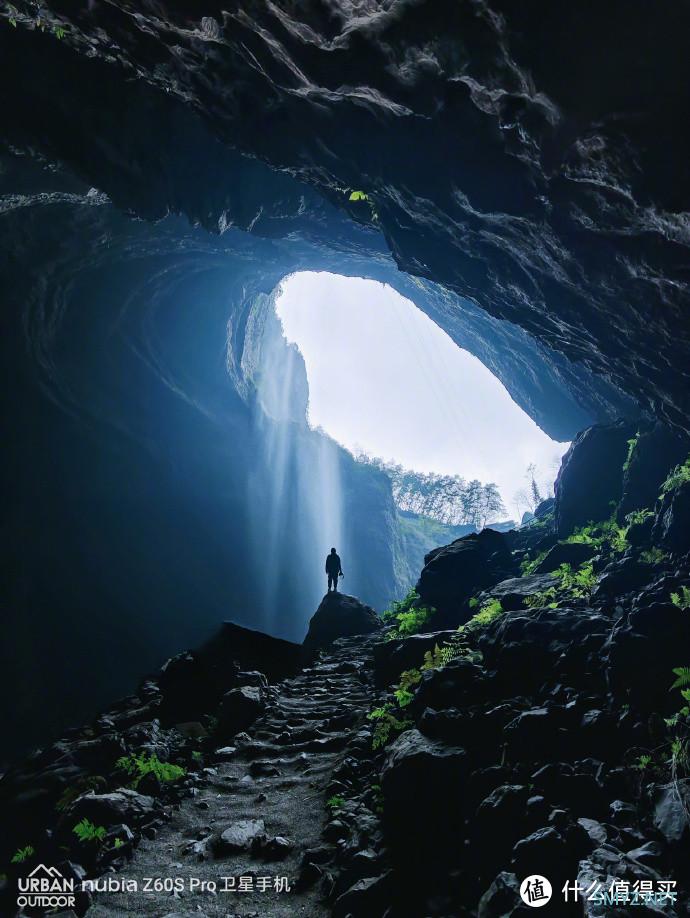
[{"left": 325, "top": 547, "right": 343, "bottom": 593}]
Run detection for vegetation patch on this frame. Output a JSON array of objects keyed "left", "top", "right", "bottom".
[
  {"left": 367, "top": 704, "right": 413, "bottom": 750},
  {"left": 73, "top": 818, "right": 107, "bottom": 844},
  {"left": 660, "top": 454, "right": 690, "bottom": 494},
  {"left": 622, "top": 434, "right": 639, "bottom": 472},
  {"left": 115, "top": 753, "right": 186, "bottom": 787},
  {"left": 671, "top": 586, "right": 690, "bottom": 611},
  {"left": 383, "top": 589, "right": 435, "bottom": 640},
  {"left": 640, "top": 547, "right": 667, "bottom": 565},
  {"left": 10, "top": 845, "right": 34, "bottom": 864}
]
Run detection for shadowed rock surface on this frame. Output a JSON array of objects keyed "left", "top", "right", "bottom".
[{"left": 303, "top": 594, "right": 382, "bottom": 655}]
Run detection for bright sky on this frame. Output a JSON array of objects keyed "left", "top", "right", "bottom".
[{"left": 275, "top": 272, "right": 569, "bottom": 518}]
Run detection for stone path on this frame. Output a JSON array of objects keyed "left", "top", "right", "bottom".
[{"left": 87, "top": 634, "right": 379, "bottom": 918}]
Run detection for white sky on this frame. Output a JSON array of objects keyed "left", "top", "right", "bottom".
[{"left": 275, "top": 272, "right": 569, "bottom": 518}]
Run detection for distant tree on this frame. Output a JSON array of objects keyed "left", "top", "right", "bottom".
[
  {"left": 354, "top": 451, "right": 506, "bottom": 529},
  {"left": 513, "top": 462, "right": 554, "bottom": 516}
]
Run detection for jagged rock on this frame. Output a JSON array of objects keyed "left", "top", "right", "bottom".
[
  {"left": 373, "top": 631, "right": 458, "bottom": 687},
  {"left": 652, "top": 480, "right": 690, "bottom": 554},
  {"left": 416, "top": 529, "right": 517, "bottom": 625},
  {"left": 532, "top": 541, "right": 596, "bottom": 573},
  {"left": 619, "top": 424, "right": 690, "bottom": 519},
  {"left": 217, "top": 686, "right": 265, "bottom": 739},
  {"left": 651, "top": 782, "right": 690, "bottom": 846},
  {"left": 381, "top": 729, "right": 467, "bottom": 855},
  {"left": 534, "top": 497, "right": 555, "bottom": 519},
  {"left": 302, "top": 593, "right": 381, "bottom": 653},
  {"left": 332, "top": 871, "right": 394, "bottom": 918},
  {"left": 555, "top": 421, "right": 637, "bottom": 537},
  {"left": 481, "top": 573, "right": 559, "bottom": 610},
  {"left": 58, "top": 789, "right": 156, "bottom": 833},
  {"left": 477, "top": 872, "right": 523, "bottom": 918},
  {"left": 217, "top": 818, "right": 267, "bottom": 852}
]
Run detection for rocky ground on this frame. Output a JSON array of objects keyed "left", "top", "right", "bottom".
[{"left": 2, "top": 421, "right": 690, "bottom": 917}]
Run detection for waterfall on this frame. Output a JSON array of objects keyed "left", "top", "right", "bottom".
[{"left": 246, "top": 303, "right": 347, "bottom": 639}]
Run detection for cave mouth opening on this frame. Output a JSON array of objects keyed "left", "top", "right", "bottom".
[{"left": 274, "top": 271, "right": 570, "bottom": 523}]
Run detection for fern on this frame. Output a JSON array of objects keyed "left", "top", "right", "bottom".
[
  {"left": 10, "top": 845, "right": 34, "bottom": 864},
  {"left": 670, "top": 668, "right": 690, "bottom": 690},
  {"left": 623, "top": 434, "right": 639, "bottom": 473},
  {"left": 640, "top": 547, "right": 666, "bottom": 565},
  {"left": 670, "top": 586, "right": 690, "bottom": 611},
  {"left": 326, "top": 795, "right": 346, "bottom": 811},
  {"left": 115, "top": 753, "right": 186, "bottom": 787},
  {"left": 394, "top": 668, "right": 422, "bottom": 708},
  {"left": 73, "top": 818, "right": 106, "bottom": 844},
  {"left": 367, "top": 704, "right": 412, "bottom": 750},
  {"left": 661, "top": 455, "right": 690, "bottom": 494}
]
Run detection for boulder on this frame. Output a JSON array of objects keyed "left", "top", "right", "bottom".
[
  {"left": 651, "top": 782, "right": 690, "bottom": 846},
  {"left": 416, "top": 529, "right": 517, "bottom": 625},
  {"left": 58, "top": 789, "right": 156, "bottom": 833},
  {"left": 477, "top": 872, "right": 523, "bottom": 918},
  {"left": 555, "top": 421, "right": 636, "bottom": 537},
  {"left": 619, "top": 423, "right": 690, "bottom": 519},
  {"left": 217, "top": 686, "right": 265, "bottom": 739},
  {"left": 373, "top": 631, "right": 458, "bottom": 687},
  {"left": 481, "top": 573, "right": 559, "bottom": 611},
  {"left": 217, "top": 818, "right": 267, "bottom": 852},
  {"left": 531, "top": 541, "right": 596, "bottom": 573},
  {"left": 381, "top": 729, "right": 467, "bottom": 857},
  {"left": 302, "top": 593, "right": 381, "bottom": 653}
]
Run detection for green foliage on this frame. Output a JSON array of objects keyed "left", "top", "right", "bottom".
[
  {"left": 191, "top": 750, "right": 203, "bottom": 763},
  {"left": 394, "top": 668, "right": 422, "bottom": 708},
  {"left": 521, "top": 550, "right": 547, "bottom": 575},
  {"left": 625, "top": 508, "right": 653, "bottom": 527},
  {"left": 367, "top": 704, "right": 412, "bottom": 750},
  {"left": 623, "top": 435, "right": 639, "bottom": 473},
  {"left": 564, "top": 516, "right": 627, "bottom": 553},
  {"left": 54, "top": 25, "right": 66, "bottom": 39},
  {"left": 464, "top": 598, "right": 503, "bottom": 632},
  {"left": 326, "top": 795, "right": 346, "bottom": 812},
  {"left": 468, "top": 597, "right": 479, "bottom": 609},
  {"left": 524, "top": 588, "right": 558, "bottom": 609},
  {"left": 349, "top": 190, "right": 369, "bottom": 202},
  {"left": 660, "top": 455, "right": 690, "bottom": 495},
  {"left": 383, "top": 589, "right": 435, "bottom": 639},
  {"left": 10, "top": 845, "right": 34, "bottom": 864},
  {"left": 114, "top": 837, "right": 124, "bottom": 849},
  {"left": 670, "top": 668, "right": 690, "bottom": 691},
  {"left": 556, "top": 561, "right": 597, "bottom": 599},
  {"left": 115, "top": 753, "right": 186, "bottom": 787},
  {"left": 635, "top": 754, "right": 652, "bottom": 771},
  {"left": 640, "top": 547, "right": 667, "bottom": 565},
  {"left": 73, "top": 818, "right": 106, "bottom": 844},
  {"left": 56, "top": 776, "right": 105, "bottom": 813},
  {"left": 671, "top": 586, "right": 690, "bottom": 610},
  {"left": 670, "top": 738, "right": 689, "bottom": 773}
]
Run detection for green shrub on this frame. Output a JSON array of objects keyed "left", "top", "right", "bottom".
[
  {"left": 635, "top": 754, "right": 652, "bottom": 771},
  {"left": 367, "top": 704, "right": 413, "bottom": 750},
  {"left": 556, "top": 561, "right": 597, "bottom": 598},
  {"left": 661, "top": 455, "right": 690, "bottom": 494},
  {"left": 623, "top": 434, "right": 639, "bottom": 473},
  {"left": 625, "top": 508, "right": 653, "bottom": 527},
  {"left": 640, "top": 547, "right": 667, "bottom": 565},
  {"left": 326, "top": 795, "right": 346, "bottom": 812},
  {"left": 10, "top": 846, "right": 34, "bottom": 864},
  {"left": 73, "top": 818, "right": 107, "bottom": 844},
  {"left": 394, "top": 668, "right": 423, "bottom": 708},
  {"left": 521, "top": 550, "right": 547, "bottom": 575},
  {"left": 463, "top": 598, "right": 503, "bottom": 632},
  {"left": 383, "top": 589, "right": 435, "bottom": 639},
  {"left": 671, "top": 586, "right": 690, "bottom": 611},
  {"left": 115, "top": 753, "right": 186, "bottom": 788},
  {"left": 524, "top": 588, "right": 558, "bottom": 609}
]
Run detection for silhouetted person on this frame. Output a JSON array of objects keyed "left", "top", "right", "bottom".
[{"left": 325, "top": 547, "right": 343, "bottom": 593}]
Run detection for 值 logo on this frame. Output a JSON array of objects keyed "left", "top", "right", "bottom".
[{"left": 520, "top": 874, "right": 553, "bottom": 907}]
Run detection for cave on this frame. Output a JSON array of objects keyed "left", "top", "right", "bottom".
[{"left": 2, "top": 3, "right": 690, "bottom": 916}]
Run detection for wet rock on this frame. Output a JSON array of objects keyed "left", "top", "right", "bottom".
[
  {"left": 217, "top": 818, "right": 267, "bottom": 852},
  {"left": 302, "top": 593, "right": 381, "bottom": 653},
  {"left": 217, "top": 686, "right": 265, "bottom": 739},
  {"left": 651, "top": 782, "right": 690, "bottom": 846},
  {"left": 332, "top": 871, "right": 394, "bottom": 918},
  {"left": 477, "top": 871, "right": 522, "bottom": 918},
  {"left": 381, "top": 729, "right": 467, "bottom": 855},
  {"left": 532, "top": 541, "right": 596, "bottom": 573},
  {"left": 653, "top": 480, "right": 690, "bottom": 554},
  {"left": 373, "top": 631, "right": 458, "bottom": 687},
  {"left": 416, "top": 529, "right": 517, "bottom": 625},
  {"left": 555, "top": 421, "right": 636, "bottom": 537},
  {"left": 58, "top": 789, "right": 156, "bottom": 834},
  {"left": 483, "top": 573, "right": 559, "bottom": 610},
  {"left": 263, "top": 835, "right": 293, "bottom": 860},
  {"left": 619, "top": 424, "right": 690, "bottom": 519}
]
